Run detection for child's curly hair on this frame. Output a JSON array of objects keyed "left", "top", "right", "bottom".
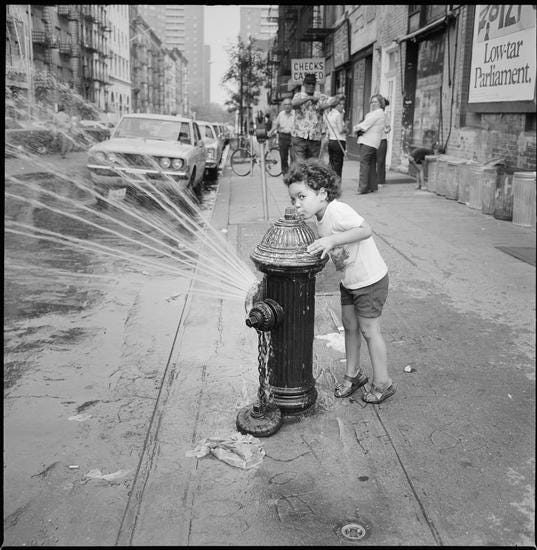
[{"left": 283, "top": 159, "right": 341, "bottom": 201}]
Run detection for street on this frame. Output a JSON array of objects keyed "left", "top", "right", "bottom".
[{"left": 3, "top": 151, "right": 536, "bottom": 546}]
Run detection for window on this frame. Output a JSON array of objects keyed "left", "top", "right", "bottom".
[{"left": 525, "top": 113, "right": 536, "bottom": 132}]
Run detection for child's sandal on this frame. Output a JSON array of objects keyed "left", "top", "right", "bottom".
[
  {"left": 362, "top": 383, "right": 396, "bottom": 404},
  {"left": 334, "top": 372, "right": 368, "bottom": 398}
]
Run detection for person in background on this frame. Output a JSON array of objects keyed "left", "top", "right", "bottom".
[
  {"left": 54, "top": 104, "right": 72, "bottom": 159},
  {"left": 325, "top": 95, "right": 348, "bottom": 179},
  {"left": 268, "top": 99, "right": 295, "bottom": 174},
  {"left": 284, "top": 159, "right": 395, "bottom": 404},
  {"left": 291, "top": 73, "right": 333, "bottom": 161},
  {"left": 353, "top": 94, "right": 386, "bottom": 194},
  {"left": 408, "top": 144, "right": 444, "bottom": 189},
  {"left": 264, "top": 112, "right": 274, "bottom": 146},
  {"left": 376, "top": 97, "right": 391, "bottom": 187}
]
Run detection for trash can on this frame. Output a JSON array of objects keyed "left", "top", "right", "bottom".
[
  {"left": 445, "top": 158, "right": 465, "bottom": 200},
  {"left": 435, "top": 155, "right": 449, "bottom": 196},
  {"left": 424, "top": 155, "right": 438, "bottom": 193},
  {"left": 512, "top": 171, "right": 536, "bottom": 228},
  {"left": 457, "top": 160, "right": 479, "bottom": 205},
  {"left": 468, "top": 164, "right": 484, "bottom": 209},
  {"left": 481, "top": 166, "right": 499, "bottom": 215},
  {"left": 493, "top": 170, "right": 514, "bottom": 221}
]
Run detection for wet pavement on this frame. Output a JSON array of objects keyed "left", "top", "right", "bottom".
[{"left": 3, "top": 150, "right": 536, "bottom": 546}]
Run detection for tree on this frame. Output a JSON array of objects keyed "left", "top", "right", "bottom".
[
  {"left": 190, "top": 102, "right": 235, "bottom": 124},
  {"left": 222, "top": 36, "right": 270, "bottom": 136}
]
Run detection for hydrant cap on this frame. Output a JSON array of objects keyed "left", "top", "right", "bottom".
[{"left": 251, "top": 207, "right": 328, "bottom": 270}]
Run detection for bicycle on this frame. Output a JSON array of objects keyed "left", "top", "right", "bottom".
[{"left": 230, "top": 139, "right": 282, "bottom": 177}]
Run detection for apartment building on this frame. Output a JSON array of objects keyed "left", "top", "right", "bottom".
[
  {"left": 239, "top": 5, "right": 278, "bottom": 42},
  {"left": 107, "top": 4, "right": 131, "bottom": 120},
  {"left": 159, "top": 5, "right": 206, "bottom": 108}
]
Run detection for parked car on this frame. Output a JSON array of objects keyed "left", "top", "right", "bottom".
[
  {"left": 197, "top": 120, "right": 223, "bottom": 178},
  {"left": 87, "top": 113, "right": 206, "bottom": 204},
  {"left": 221, "top": 124, "right": 231, "bottom": 146},
  {"left": 213, "top": 123, "right": 227, "bottom": 149},
  {"left": 77, "top": 119, "right": 111, "bottom": 143}
]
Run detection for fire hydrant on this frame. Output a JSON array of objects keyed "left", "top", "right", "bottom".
[{"left": 236, "top": 207, "right": 328, "bottom": 437}]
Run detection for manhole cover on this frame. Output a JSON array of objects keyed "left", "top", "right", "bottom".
[{"left": 341, "top": 522, "right": 367, "bottom": 541}]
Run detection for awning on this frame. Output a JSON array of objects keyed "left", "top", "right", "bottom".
[{"left": 395, "top": 15, "right": 449, "bottom": 43}]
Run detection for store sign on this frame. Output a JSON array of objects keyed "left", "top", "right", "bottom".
[
  {"left": 290, "top": 58, "right": 325, "bottom": 83},
  {"left": 468, "top": 5, "right": 536, "bottom": 103},
  {"left": 333, "top": 20, "right": 350, "bottom": 69}
]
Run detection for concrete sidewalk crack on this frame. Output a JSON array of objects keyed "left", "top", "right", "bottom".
[{"left": 374, "top": 408, "right": 444, "bottom": 546}]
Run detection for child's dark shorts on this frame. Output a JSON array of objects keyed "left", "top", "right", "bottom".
[{"left": 340, "top": 273, "right": 389, "bottom": 318}]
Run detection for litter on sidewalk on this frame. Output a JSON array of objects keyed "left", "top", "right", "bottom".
[
  {"left": 85, "top": 468, "right": 132, "bottom": 481},
  {"left": 186, "top": 432, "right": 265, "bottom": 470}
]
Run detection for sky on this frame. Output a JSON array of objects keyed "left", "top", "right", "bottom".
[{"left": 204, "top": 5, "right": 241, "bottom": 106}]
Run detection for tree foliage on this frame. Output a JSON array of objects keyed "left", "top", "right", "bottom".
[
  {"left": 221, "top": 36, "right": 270, "bottom": 123},
  {"left": 190, "top": 102, "right": 235, "bottom": 124}
]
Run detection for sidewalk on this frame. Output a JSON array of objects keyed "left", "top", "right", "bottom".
[{"left": 118, "top": 157, "right": 535, "bottom": 546}]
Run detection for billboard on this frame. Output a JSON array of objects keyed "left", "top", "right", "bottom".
[{"left": 468, "top": 5, "right": 536, "bottom": 104}]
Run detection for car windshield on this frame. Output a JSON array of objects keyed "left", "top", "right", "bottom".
[
  {"left": 114, "top": 118, "right": 191, "bottom": 143},
  {"left": 201, "top": 124, "right": 215, "bottom": 140}
]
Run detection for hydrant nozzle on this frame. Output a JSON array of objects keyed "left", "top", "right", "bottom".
[{"left": 245, "top": 298, "right": 284, "bottom": 332}]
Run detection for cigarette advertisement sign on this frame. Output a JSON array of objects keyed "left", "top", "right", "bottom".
[
  {"left": 290, "top": 58, "right": 325, "bottom": 84},
  {"left": 468, "top": 5, "right": 536, "bottom": 103}
]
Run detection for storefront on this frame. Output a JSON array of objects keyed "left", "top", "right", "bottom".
[
  {"left": 347, "top": 45, "right": 373, "bottom": 160},
  {"left": 401, "top": 22, "right": 448, "bottom": 155}
]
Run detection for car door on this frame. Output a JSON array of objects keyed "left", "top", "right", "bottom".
[{"left": 192, "top": 122, "right": 206, "bottom": 180}]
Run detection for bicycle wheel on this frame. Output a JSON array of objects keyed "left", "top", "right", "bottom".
[
  {"left": 231, "top": 148, "right": 253, "bottom": 176},
  {"left": 265, "top": 147, "right": 282, "bottom": 177}
]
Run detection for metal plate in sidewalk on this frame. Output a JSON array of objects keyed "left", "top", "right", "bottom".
[{"left": 495, "top": 246, "right": 536, "bottom": 266}]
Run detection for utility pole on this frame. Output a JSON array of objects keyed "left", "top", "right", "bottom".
[{"left": 239, "top": 59, "right": 243, "bottom": 137}]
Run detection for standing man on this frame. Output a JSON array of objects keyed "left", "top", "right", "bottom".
[
  {"left": 268, "top": 98, "right": 295, "bottom": 175},
  {"left": 376, "top": 97, "right": 391, "bottom": 187},
  {"left": 291, "top": 73, "right": 334, "bottom": 161},
  {"left": 353, "top": 94, "right": 386, "bottom": 194}
]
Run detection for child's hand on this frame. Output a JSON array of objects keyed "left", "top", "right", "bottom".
[{"left": 307, "top": 237, "right": 334, "bottom": 259}]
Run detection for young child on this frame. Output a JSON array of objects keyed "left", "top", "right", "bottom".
[{"left": 283, "top": 159, "right": 395, "bottom": 404}]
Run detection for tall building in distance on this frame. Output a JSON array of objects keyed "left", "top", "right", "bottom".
[
  {"left": 138, "top": 5, "right": 208, "bottom": 109},
  {"left": 167, "top": 5, "right": 207, "bottom": 109},
  {"left": 136, "top": 5, "right": 166, "bottom": 38},
  {"left": 239, "top": 5, "right": 278, "bottom": 43},
  {"left": 239, "top": 5, "right": 279, "bottom": 114}
]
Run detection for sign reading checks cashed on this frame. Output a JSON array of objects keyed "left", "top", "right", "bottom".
[
  {"left": 468, "top": 5, "right": 536, "bottom": 103},
  {"left": 290, "top": 58, "right": 325, "bottom": 84}
]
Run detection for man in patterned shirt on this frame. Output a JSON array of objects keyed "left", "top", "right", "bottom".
[{"left": 291, "top": 73, "right": 337, "bottom": 161}]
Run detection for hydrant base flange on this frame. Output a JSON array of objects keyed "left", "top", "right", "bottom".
[
  {"left": 273, "top": 387, "right": 317, "bottom": 415},
  {"left": 236, "top": 403, "right": 283, "bottom": 438}
]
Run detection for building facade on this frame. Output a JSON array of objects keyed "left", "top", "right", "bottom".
[
  {"left": 271, "top": 4, "right": 536, "bottom": 173},
  {"left": 5, "top": 5, "right": 189, "bottom": 121},
  {"left": 158, "top": 5, "right": 206, "bottom": 108},
  {"left": 107, "top": 4, "right": 131, "bottom": 121},
  {"left": 240, "top": 5, "right": 279, "bottom": 42}
]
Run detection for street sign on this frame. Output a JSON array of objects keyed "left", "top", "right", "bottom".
[{"left": 290, "top": 58, "right": 325, "bottom": 84}]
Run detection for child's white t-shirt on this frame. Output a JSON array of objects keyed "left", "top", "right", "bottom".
[{"left": 316, "top": 199, "right": 388, "bottom": 289}]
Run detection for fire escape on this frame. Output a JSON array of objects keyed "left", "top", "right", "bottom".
[{"left": 269, "top": 5, "right": 331, "bottom": 103}]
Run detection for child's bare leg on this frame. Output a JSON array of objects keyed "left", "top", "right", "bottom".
[
  {"left": 339, "top": 304, "right": 362, "bottom": 390},
  {"left": 358, "top": 315, "right": 390, "bottom": 387}
]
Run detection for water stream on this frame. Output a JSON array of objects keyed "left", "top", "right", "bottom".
[{"left": 5, "top": 114, "right": 259, "bottom": 304}]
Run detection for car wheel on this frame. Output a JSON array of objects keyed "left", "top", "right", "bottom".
[{"left": 206, "top": 167, "right": 218, "bottom": 180}]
